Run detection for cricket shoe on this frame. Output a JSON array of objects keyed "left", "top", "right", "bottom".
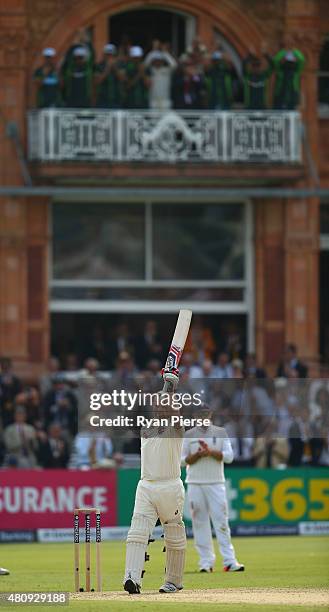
[
  {"left": 159, "top": 582, "right": 183, "bottom": 593},
  {"left": 200, "top": 567, "right": 213, "bottom": 573},
  {"left": 0, "top": 568, "right": 9, "bottom": 576},
  {"left": 124, "top": 578, "right": 141, "bottom": 594},
  {"left": 223, "top": 562, "right": 245, "bottom": 572}
]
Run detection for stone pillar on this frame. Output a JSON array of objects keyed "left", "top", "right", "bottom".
[
  {"left": 255, "top": 199, "right": 285, "bottom": 373},
  {"left": 0, "top": 1, "right": 49, "bottom": 376},
  {"left": 0, "top": 199, "right": 28, "bottom": 359},
  {"left": 284, "top": 197, "right": 319, "bottom": 364},
  {"left": 283, "top": 0, "right": 321, "bottom": 367},
  {"left": 26, "top": 198, "right": 50, "bottom": 371},
  {"left": 284, "top": 0, "right": 321, "bottom": 166}
]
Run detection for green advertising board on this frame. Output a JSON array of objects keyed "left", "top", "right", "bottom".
[{"left": 118, "top": 468, "right": 329, "bottom": 527}]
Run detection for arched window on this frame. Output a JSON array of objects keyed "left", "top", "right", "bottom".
[{"left": 109, "top": 7, "right": 196, "bottom": 57}]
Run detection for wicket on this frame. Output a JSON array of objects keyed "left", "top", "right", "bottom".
[{"left": 74, "top": 508, "right": 102, "bottom": 592}]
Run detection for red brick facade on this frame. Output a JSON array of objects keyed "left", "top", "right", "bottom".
[{"left": 0, "top": 0, "right": 327, "bottom": 375}]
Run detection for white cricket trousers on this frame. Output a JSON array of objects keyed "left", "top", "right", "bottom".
[
  {"left": 134, "top": 478, "right": 185, "bottom": 524},
  {"left": 187, "top": 483, "right": 237, "bottom": 569}
]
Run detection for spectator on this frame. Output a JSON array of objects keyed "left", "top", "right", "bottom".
[
  {"left": 317, "top": 396, "right": 329, "bottom": 467},
  {"left": 253, "top": 421, "right": 289, "bottom": 467},
  {"left": 64, "top": 353, "right": 79, "bottom": 372},
  {"left": 124, "top": 46, "right": 149, "bottom": 109},
  {"left": 39, "top": 356, "right": 61, "bottom": 396},
  {"left": 273, "top": 47, "right": 305, "bottom": 110},
  {"left": 185, "top": 317, "right": 216, "bottom": 363},
  {"left": 224, "top": 413, "right": 255, "bottom": 467},
  {"left": 76, "top": 358, "right": 106, "bottom": 426},
  {"left": 180, "top": 353, "right": 203, "bottom": 379},
  {"left": 310, "top": 385, "right": 329, "bottom": 422},
  {"left": 14, "top": 387, "right": 41, "bottom": 428},
  {"left": 71, "top": 432, "right": 113, "bottom": 469},
  {"left": 108, "top": 323, "right": 134, "bottom": 368},
  {"left": 274, "top": 378, "right": 293, "bottom": 436},
  {"left": 205, "top": 49, "right": 234, "bottom": 110},
  {"left": 277, "top": 343, "right": 308, "bottom": 378},
  {"left": 288, "top": 401, "right": 308, "bottom": 466},
  {"left": 95, "top": 44, "right": 123, "bottom": 108},
  {"left": 84, "top": 326, "right": 109, "bottom": 368},
  {"left": 34, "top": 48, "right": 62, "bottom": 108},
  {"left": 3, "top": 406, "right": 38, "bottom": 468},
  {"left": 244, "top": 353, "right": 266, "bottom": 379},
  {"left": 231, "top": 359, "right": 244, "bottom": 379},
  {"left": 241, "top": 381, "right": 274, "bottom": 438},
  {"left": 42, "top": 374, "right": 77, "bottom": 437},
  {"left": 134, "top": 320, "right": 163, "bottom": 369},
  {"left": 242, "top": 47, "right": 273, "bottom": 110},
  {"left": 172, "top": 55, "right": 207, "bottom": 110},
  {"left": 144, "top": 47, "right": 177, "bottom": 110},
  {"left": 318, "top": 434, "right": 329, "bottom": 466},
  {"left": 0, "top": 357, "right": 22, "bottom": 428},
  {"left": 63, "top": 46, "right": 93, "bottom": 108},
  {"left": 308, "top": 393, "right": 329, "bottom": 465},
  {"left": 38, "top": 422, "right": 70, "bottom": 468},
  {"left": 109, "top": 351, "right": 137, "bottom": 391},
  {"left": 213, "top": 352, "right": 233, "bottom": 379}
]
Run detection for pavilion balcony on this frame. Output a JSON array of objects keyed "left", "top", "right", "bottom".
[{"left": 28, "top": 109, "right": 302, "bottom": 164}]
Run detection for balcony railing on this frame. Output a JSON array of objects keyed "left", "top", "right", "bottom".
[{"left": 27, "top": 109, "right": 302, "bottom": 164}]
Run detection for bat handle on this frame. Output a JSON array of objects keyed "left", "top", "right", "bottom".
[{"left": 162, "top": 381, "right": 174, "bottom": 393}]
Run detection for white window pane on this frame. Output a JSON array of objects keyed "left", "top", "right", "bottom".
[
  {"left": 53, "top": 203, "right": 145, "bottom": 280},
  {"left": 153, "top": 203, "right": 245, "bottom": 280}
]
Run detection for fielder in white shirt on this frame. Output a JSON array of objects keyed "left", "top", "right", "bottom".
[
  {"left": 123, "top": 368, "right": 186, "bottom": 594},
  {"left": 182, "top": 405, "right": 244, "bottom": 573}
]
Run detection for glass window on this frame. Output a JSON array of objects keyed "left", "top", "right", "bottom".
[
  {"left": 53, "top": 203, "right": 145, "bottom": 280},
  {"left": 152, "top": 203, "right": 245, "bottom": 280}
]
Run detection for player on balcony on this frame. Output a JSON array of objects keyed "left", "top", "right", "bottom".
[
  {"left": 34, "top": 48, "right": 62, "bottom": 109},
  {"left": 95, "top": 44, "right": 123, "bottom": 109},
  {"left": 273, "top": 42, "right": 305, "bottom": 110},
  {"left": 242, "top": 45, "right": 274, "bottom": 110}
]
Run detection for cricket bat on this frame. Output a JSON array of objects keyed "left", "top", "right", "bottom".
[{"left": 162, "top": 309, "right": 192, "bottom": 392}]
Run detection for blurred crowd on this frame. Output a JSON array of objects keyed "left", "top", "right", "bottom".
[
  {"left": 0, "top": 318, "right": 328, "bottom": 472},
  {"left": 33, "top": 31, "right": 305, "bottom": 111}
]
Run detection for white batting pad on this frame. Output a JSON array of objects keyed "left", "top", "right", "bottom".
[
  {"left": 163, "top": 521, "right": 186, "bottom": 587},
  {"left": 124, "top": 514, "right": 152, "bottom": 584}
]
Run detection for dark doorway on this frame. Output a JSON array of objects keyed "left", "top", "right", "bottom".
[
  {"left": 320, "top": 251, "right": 329, "bottom": 364},
  {"left": 109, "top": 9, "right": 187, "bottom": 56}
]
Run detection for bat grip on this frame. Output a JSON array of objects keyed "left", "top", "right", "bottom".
[{"left": 162, "top": 381, "right": 174, "bottom": 393}]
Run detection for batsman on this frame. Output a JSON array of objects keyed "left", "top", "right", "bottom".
[{"left": 123, "top": 310, "right": 192, "bottom": 595}]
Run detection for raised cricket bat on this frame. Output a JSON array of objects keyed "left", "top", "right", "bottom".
[{"left": 162, "top": 309, "right": 192, "bottom": 392}]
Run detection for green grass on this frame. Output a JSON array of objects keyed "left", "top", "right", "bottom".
[{"left": 0, "top": 537, "right": 328, "bottom": 611}]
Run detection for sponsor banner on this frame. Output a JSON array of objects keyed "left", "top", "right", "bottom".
[
  {"left": 232, "top": 524, "right": 299, "bottom": 536},
  {"left": 299, "top": 521, "right": 329, "bottom": 536},
  {"left": 118, "top": 468, "right": 329, "bottom": 526},
  {"left": 37, "top": 523, "right": 327, "bottom": 542},
  {"left": 0, "top": 530, "right": 36, "bottom": 543},
  {"left": 37, "top": 525, "right": 164, "bottom": 543},
  {"left": 225, "top": 469, "right": 329, "bottom": 525},
  {"left": 0, "top": 470, "right": 117, "bottom": 529},
  {"left": 38, "top": 527, "right": 120, "bottom": 543}
]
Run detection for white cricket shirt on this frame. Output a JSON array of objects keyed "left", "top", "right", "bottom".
[
  {"left": 141, "top": 426, "right": 184, "bottom": 481},
  {"left": 182, "top": 425, "right": 234, "bottom": 484}
]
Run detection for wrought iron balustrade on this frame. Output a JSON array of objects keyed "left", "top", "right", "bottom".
[{"left": 28, "top": 109, "right": 302, "bottom": 163}]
